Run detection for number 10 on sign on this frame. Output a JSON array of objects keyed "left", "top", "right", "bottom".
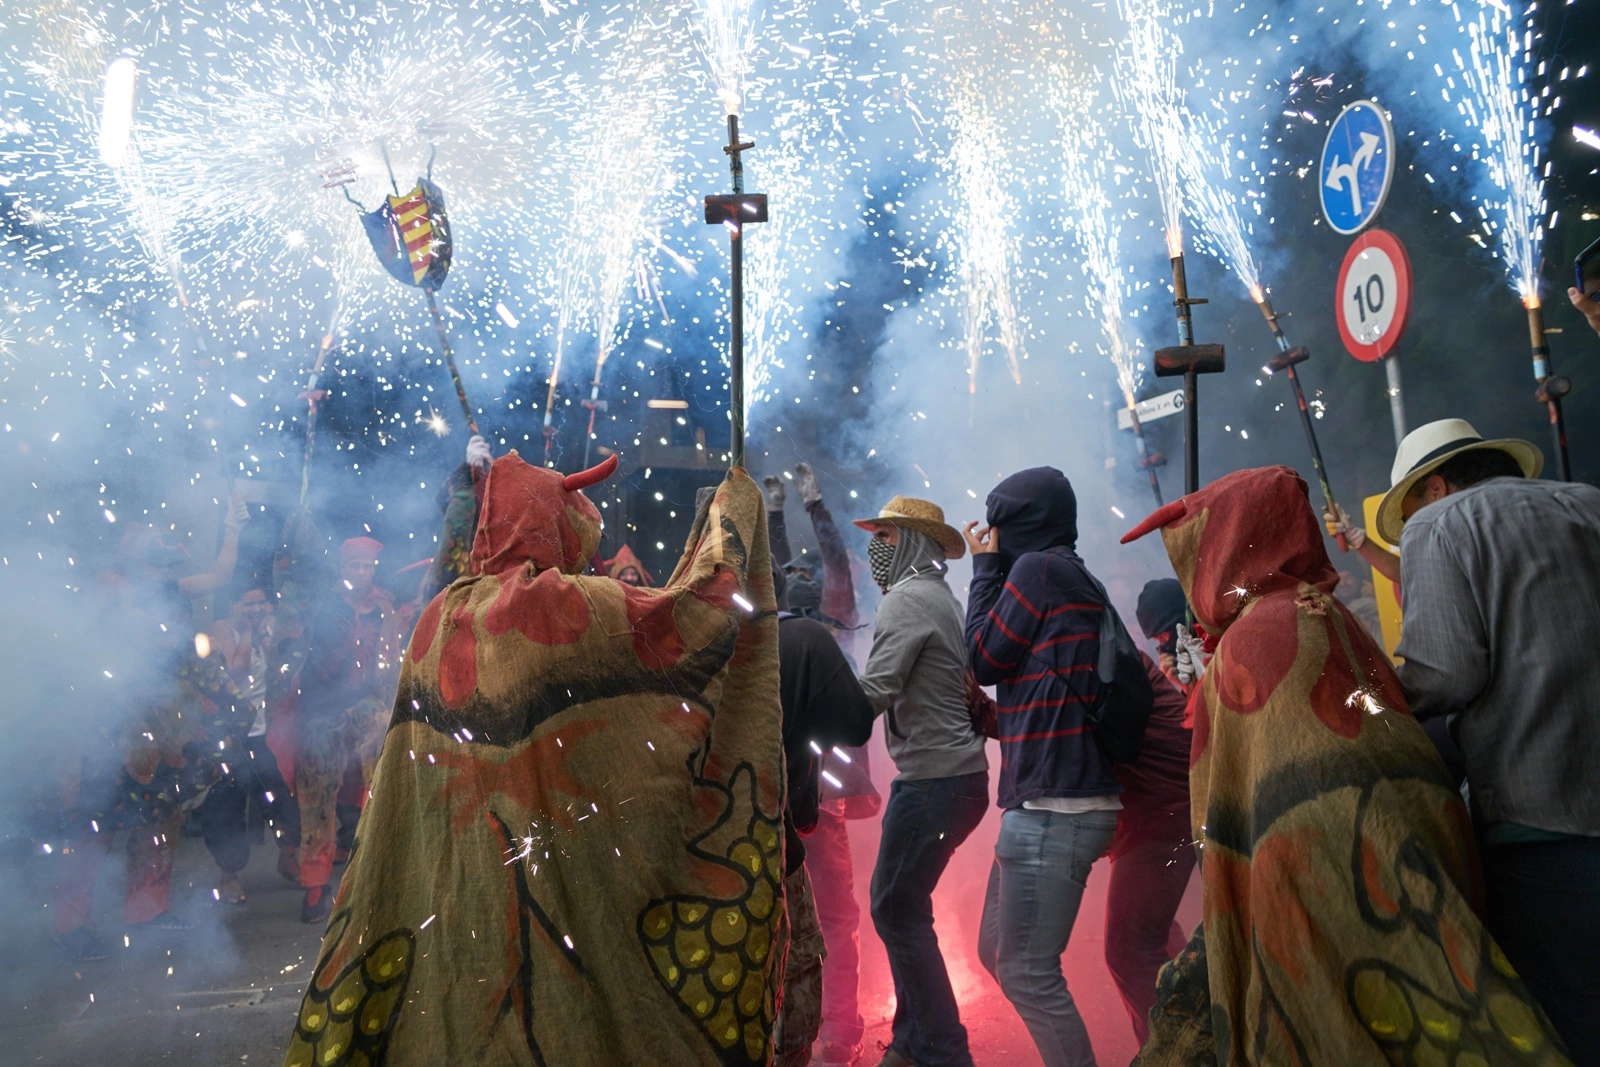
[{"left": 1336, "top": 228, "right": 1412, "bottom": 363}]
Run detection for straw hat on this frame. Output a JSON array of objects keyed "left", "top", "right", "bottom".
[
  {"left": 852, "top": 495, "right": 966, "bottom": 559},
  {"left": 1374, "top": 418, "right": 1542, "bottom": 545}
]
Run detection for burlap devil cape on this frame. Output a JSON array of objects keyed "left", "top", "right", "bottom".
[
  {"left": 1123, "top": 467, "right": 1569, "bottom": 1066},
  {"left": 285, "top": 454, "right": 787, "bottom": 1067}
]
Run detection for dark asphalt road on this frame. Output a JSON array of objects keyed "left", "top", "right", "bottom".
[{"left": 0, "top": 788, "right": 1187, "bottom": 1066}]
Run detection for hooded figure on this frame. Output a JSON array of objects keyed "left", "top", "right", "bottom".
[
  {"left": 1122, "top": 467, "right": 1570, "bottom": 1066},
  {"left": 284, "top": 454, "right": 786, "bottom": 1067},
  {"left": 1134, "top": 578, "right": 1187, "bottom": 657},
  {"left": 983, "top": 465, "right": 1079, "bottom": 566},
  {"left": 605, "top": 544, "right": 654, "bottom": 587}
]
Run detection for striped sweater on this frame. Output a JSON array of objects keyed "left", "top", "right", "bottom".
[{"left": 965, "top": 547, "right": 1120, "bottom": 809}]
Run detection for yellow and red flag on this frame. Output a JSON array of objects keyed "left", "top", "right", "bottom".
[{"left": 360, "top": 177, "right": 453, "bottom": 292}]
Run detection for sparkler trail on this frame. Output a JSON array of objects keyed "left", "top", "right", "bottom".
[
  {"left": 136, "top": 2, "right": 571, "bottom": 341},
  {"left": 690, "top": 0, "right": 759, "bottom": 117},
  {"left": 943, "top": 76, "right": 1025, "bottom": 393},
  {"left": 1053, "top": 91, "right": 1139, "bottom": 409},
  {"left": 1113, "top": 0, "right": 1187, "bottom": 260},
  {"left": 1053, "top": 84, "right": 1164, "bottom": 503},
  {"left": 1440, "top": 0, "right": 1552, "bottom": 309},
  {"left": 545, "top": 3, "right": 685, "bottom": 461},
  {"left": 1180, "top": 108, "right": 1265, "bottom": 306}
]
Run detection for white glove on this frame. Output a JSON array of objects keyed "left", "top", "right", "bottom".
[
  {"left": 224, "top": 497, "right": 250, "bottom": 532},
  {"left": 1324, "top": 504, "right": 1366, "bottom": 550},
  {"left": 794, "top": 462, "right": 823, "bottom": 506},
  {"left": 762, "top": 475, "right": 786, "bottom": 512},
  {"left": 466, "top": 434, "right": 492, "bottom": 471},
  {"left": 1175, "top": 624, "right": 1207, "bottom": 686}
]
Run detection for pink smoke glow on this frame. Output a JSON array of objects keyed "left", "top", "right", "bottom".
[{"left": 836, "top": 732, "right": 1201, "bottom": 1064}]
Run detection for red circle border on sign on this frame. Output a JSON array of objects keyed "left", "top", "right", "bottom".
[{"left": 1336, "top": 228, "right": 1412, "bottom": 363}]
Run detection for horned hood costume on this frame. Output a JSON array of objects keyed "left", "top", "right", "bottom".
[
  {"left": 1122, "top": 467, "right": 1569, "bottom": 1066},
  {"left": 285, "top": 454, "right": 786, "bottom": 1067}
]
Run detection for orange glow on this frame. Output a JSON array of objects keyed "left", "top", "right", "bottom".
[
  {"left": 1522, "top": 291, "right": 1541, "bottom": 310},
  {"left": 1163, "top": 227, "right": 1183, "bottom": 260},
  {"left": 1249, "top": 284, "right": 1266, "bottom": 304}
]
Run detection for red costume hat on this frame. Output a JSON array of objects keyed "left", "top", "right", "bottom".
[{"left": 340, "top": 536, "right": 384, "bottom": 565}]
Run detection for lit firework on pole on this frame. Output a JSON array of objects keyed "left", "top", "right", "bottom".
[
  {"left": 1180, "top": 108, "right": 1346, "bottom": 545},
  {"left": 132, "top": 3, "right": 569, "bottom": 345},
  {"left": 1114, "top": 0, "right": 1223, "bottom": 495},
  {"left": 1113, "top": 0, "right": 1185, "bottom": 264},
  {"left": 691, "top": 0, "right": 765, "bottom": 468},
  {"left": 1441, "top": 0, "right": 1569, "bottom": 479}
]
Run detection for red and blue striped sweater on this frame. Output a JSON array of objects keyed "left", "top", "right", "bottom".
[{"left": 965, "top": 546, "right": 1121, "bottom": 809}]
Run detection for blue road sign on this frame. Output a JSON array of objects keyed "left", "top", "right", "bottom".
[{"left": 1319, "top": 100, "right": 1395, "bottom": 235}]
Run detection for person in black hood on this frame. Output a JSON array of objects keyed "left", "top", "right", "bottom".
[
  {"left": 771, "top": 561, "right": 876, "bottom": 1067},
  {"left": 1135, "top": 577, "right": 1187, "bottom": 685},
  {"left": 963, "top": 466, "right": 1119, "bottom": 1067},
  {"left": 1107, "top": 578, "right": 1197, "bottom": 1045}
]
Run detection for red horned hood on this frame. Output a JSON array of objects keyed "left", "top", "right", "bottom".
[
  {"left": 1121, "top": 465, "right": 1336, "bottom": 633},
  {"left": 605, "top": 545, "right": 653, "bottom": 586},
  {"left": 468, "top": 452, "right": 616, "bottom": 577}
]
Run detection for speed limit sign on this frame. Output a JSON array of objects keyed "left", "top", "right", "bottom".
[{"left": 1336, "top": 228, "right": 1412, "bottom": 362}]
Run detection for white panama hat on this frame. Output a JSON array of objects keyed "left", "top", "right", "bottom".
[{"left": 1374, "top": 418, "right": 1542, "bottom": 545}]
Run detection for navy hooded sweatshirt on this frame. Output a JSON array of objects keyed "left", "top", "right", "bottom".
[{"left": 964, "top": 466, "right": 1121, "bottom": 809}]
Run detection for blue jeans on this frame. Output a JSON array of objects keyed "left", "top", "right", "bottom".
[
  {"left": 978, "top": 807, "right": 1118, "bottom": 1067},
  {"left": 1481, "top": 837, "right": 1600, "bottom": 1063},
  {"left": 869, "top": 772, "right": 989, "bottom": 1067}
]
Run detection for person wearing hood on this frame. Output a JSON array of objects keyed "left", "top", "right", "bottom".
[
  {"left": 766, "top": 462, "right": 881, "bottom": 1067},
  {"left": 1379, "top": 419, "right": 1600, "bottom": 1060},
  {"left": 418, "top": 434, "right": 494, "bottom": 604},
  {"left": 284, "top": 454, "right": 788, "bottom": 1067},
  {"left": 961, "top": 467, "right": 1118, "bottom": 1067},
  {"left": 293, "top": 536, "right": 405, "bottom": 923},
  {"left": 853, "top": 496, "right": 987, "bottom": 1067},
  {"left": 770, "top": 561, "right": 876, "bottom": 1067},
  {"left": 1123, "top": 466, "right": 1571, "bottom": 1066},
  {"left": 51, "top": 498, "right": 254, "bottom": 960},
  {"left": 604, "top": 544, "right": 653, "bottom": 587},
  {"left": 1110, "top": 578, "right": 1197, "bottom": 1046}
]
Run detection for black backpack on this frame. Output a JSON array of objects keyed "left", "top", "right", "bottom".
[{"left": 1078, "top": 569, "right": 1156, "bottom": 762}]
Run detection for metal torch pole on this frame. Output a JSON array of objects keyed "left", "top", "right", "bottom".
[
  {"left": 1384, "top": 356, "right": 1407, "bottom": 448},
  {"left": 1126, "top": 402, "right": 1164, "bottom": 506},
  {"left": 1527, "top": 301, "right": 1572, "bottom": 482},
  {"left": 704, "top": 116, "right": 763, "bottom": 470},
  {"left": 425, "top": 289, "right": 479, "bottom": 437},
  {"left": 1257, "top": 295, "right": 1347, "bottom": 549},
  {"left": 1171, "top": 255, "right": 1199, "bottom": 493},
  {"left": 1154, "top": 254, "right": 1224, "bottom": 498},
  {"left": 728, "top": 117, "right": 746, "bottom": 470}
]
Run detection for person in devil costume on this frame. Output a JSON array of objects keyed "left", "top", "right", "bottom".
[{"left": 283, "top": 453, "right": 786, "bottom": 1067}]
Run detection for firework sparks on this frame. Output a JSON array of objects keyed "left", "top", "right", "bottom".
[
  {"left": 1439, "top": 0, "right": 1552, "bottom": 307},
  {"left": 1053, "top": 88, "right": 1140, "bottom": 408},
  {"left": 690, "top": 0, "right": 759, "bottom": 117},
  {"left": 1181, "top": 108, "right": 1265, "bottom": 304},
  {"left": 943, "top": 76, "right": 1025, "bottom": 393},
  {"left": 1113, "top": 0, "right": 1188, "bottom": 260}
]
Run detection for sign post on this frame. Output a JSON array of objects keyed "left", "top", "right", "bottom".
[{"left": 1336, "top": 228, "right": 1413, "bottom": 448}]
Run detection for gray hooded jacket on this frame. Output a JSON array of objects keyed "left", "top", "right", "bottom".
[{"left": 858, "top": 529, "right": 989, "bottom": 781}]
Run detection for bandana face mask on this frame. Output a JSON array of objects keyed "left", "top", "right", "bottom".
[{"left": 867, "top": 535, "right": 896, "bottom": 592}]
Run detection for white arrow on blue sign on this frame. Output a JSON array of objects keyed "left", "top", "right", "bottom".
[{"left": 1319, "top": 100, "right": 1396, "bottom": 235}]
